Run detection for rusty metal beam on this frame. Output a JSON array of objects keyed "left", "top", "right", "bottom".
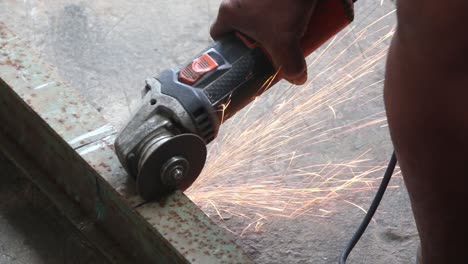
[{"left": 0, "top": 21, "right": 252, "bottom": 264}]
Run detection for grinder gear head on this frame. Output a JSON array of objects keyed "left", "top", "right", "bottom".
[{"left": 115, "top": 34, "right": 275, "bottom": 201}]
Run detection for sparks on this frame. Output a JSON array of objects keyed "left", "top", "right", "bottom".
[{"left": 187, "top": 11, "right": 398, "bottom": 236}]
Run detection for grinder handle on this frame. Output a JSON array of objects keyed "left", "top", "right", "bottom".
[
  {"left": 163, "top": 0, "right": 355, "bottom": 142},
  {"left": 301, "top": 0, "right": 354, "bottom": 56},
  {"left": 214, "top": 0, "right": 354, "bottom": 120},
  {"left": 235, "top": 0, "right": 354, "bottom": 63}
]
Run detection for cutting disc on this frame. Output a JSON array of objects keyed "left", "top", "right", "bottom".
[{"left": 137, "top": 133, "right": 207, "bottom": 200}]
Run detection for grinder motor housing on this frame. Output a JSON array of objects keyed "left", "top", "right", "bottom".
[{"left": 115, "top": 0, "right": 355, "bottom": 201}]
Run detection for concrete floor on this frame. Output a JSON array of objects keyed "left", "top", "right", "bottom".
[{"left": 0, "top": 0, "right": 419, "bottom": 263}]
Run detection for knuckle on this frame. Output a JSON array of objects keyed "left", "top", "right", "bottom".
[
  {"left": 218, "top": 1, "right": 232, "bottom": 16},
  {"left": 283, "top": 63, "right": 303, "bottom": 77},
  {"left": 218, "top": 0, "right": 241, "bottom": 17}
]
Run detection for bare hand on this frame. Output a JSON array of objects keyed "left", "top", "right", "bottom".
[{"left": 210, "top": 0, "right": 318, "bottom": 85}]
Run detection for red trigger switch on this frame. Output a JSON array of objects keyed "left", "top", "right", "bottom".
[{"left": 179, "top": 53, "right": 219, "bottom": 85}]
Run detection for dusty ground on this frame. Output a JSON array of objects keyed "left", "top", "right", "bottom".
[{"left": 0, "top": 0, "right": 419, "bottom": 263}]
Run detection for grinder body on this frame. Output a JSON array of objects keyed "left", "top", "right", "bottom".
[{"left": 115, "top": 0, "right": 355, "bottom": 200}]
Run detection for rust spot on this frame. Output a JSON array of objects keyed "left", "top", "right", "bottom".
[
  {"left": 1, "top": 59, "right": 25, "bottom": 70},
  {"left": 57, "top": 119, "right": 65, "bottom": 124},
  {"left": 158, "top": 199, "right": 167, "bottom": 207},
  {"left": 61, "top": 107, "right": 67, "bottom": 113},
  {"left": 169, "top": 210, "right": 178, "bottom": 218},
  {"left": 72, "top": 113, "right": 80, "bottom": 119},
  {"left": 203, "top": 251, "right": 211, "bottom": 256},
  {"left": 31, "top": 93, "right": 37, "bottom": 98},
  {"left": 98, "top": 162, "right": 109, "bottom": 169}
]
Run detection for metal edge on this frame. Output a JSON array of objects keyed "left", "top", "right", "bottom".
[{"left": 0, "top": 21, "right": 253, "bottom": 264}]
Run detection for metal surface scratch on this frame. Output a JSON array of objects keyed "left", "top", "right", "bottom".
[
  {"left": 67, "top": 124, "right": 114, "bottom": 146},
  {"left": 77, "top": 141, "right": 107, "bottom": 155},
  {"left": 33, "top": 81, "right": 55, "bottom": 90}
]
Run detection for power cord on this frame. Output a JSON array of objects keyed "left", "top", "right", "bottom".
[{"left": 339, "top": 151, "right": 397, "bottom": 264}]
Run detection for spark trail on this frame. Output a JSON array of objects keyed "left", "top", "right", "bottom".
[{"left": 187, "top": 12, "right": 398, "bottom": 235}]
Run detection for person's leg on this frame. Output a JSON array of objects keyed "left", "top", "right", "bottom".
[{"left": 385, "top": 1, "right": 468, "bottom": 263}]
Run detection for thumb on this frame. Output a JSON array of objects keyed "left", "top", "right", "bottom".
[
  {"left": 210, "top": 18, "right": 233, "bottom": 40},
  {"left": 265, "top": 35, "right": 307, "bottom": 85}
]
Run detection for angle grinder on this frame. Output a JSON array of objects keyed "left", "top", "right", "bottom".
[{"left": 115, "top": 0, "right": 355, "bottom": 201}]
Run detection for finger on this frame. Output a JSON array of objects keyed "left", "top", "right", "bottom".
[
  {"left": 265, "top": 35, "right": 307, "bottom": 85},
  {"left": 210, "top": 18, "right": 233, "bottom": 40},
  {"left": 210, "top": 1, "right": 236, "bottom": 39}
]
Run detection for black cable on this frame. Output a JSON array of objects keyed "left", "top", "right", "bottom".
[{"left": 339, "top": 151, "right": 397, "bottom": 264}]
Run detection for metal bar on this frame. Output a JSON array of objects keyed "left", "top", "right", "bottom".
[
  {"left": 0, "top": 149, "right": 117, "bottom": 264},
  {"left": 0, "top": 21, "right": 252, "bottom": 264}
]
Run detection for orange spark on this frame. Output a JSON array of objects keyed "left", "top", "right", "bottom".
[{"left": 186, "top": 11, "right": 397, "bottom": 236}]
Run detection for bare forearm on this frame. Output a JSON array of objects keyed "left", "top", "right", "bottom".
[{"left": 385, "top": 2, "right": 468, "bottom": 262}]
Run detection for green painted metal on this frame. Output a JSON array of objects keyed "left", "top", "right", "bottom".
[{"left": 0, "top": 21, "right": 253, "bottom": 264}]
